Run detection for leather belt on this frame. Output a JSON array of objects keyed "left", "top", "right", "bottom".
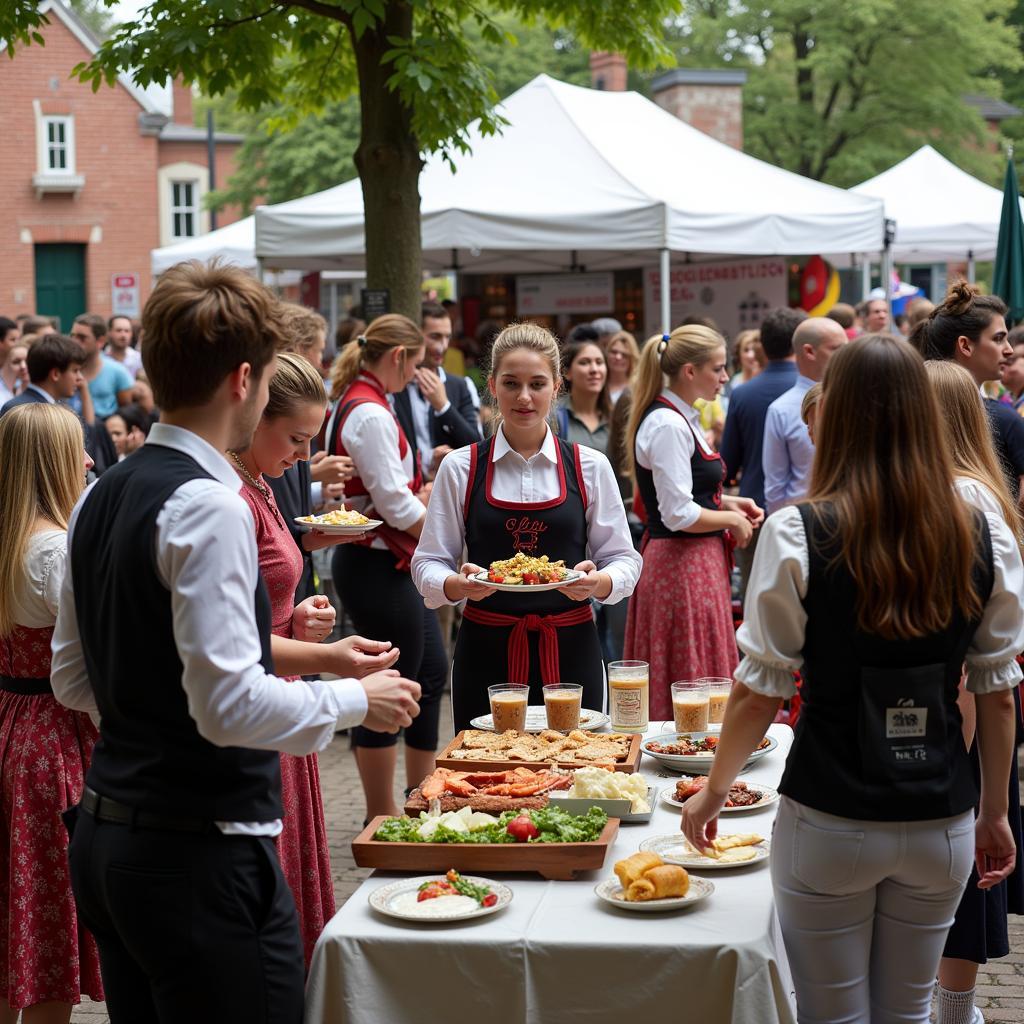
[
  {"left": 0, "top": 674, "right": 53, "bottom": 696},
  {"left": 80, "top": 786, "right": 215, "bottom": 834}
]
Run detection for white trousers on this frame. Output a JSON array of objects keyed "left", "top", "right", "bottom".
[{"left": 770, "top": 796, "right": 974, "bottom": 1024}]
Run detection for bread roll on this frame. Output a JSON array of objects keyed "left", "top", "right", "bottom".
[
  {"left": 614, "top": 851, "right": 663, "bottom": 888},
  {"left": 625, "top": 877, "right": 656, "bottom": 901},
  {"left": 641, "top": 864, "right": 690, "bottom": 899}
]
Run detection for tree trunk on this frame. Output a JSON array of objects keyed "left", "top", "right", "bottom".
[{"left": 352, "top": 1, "right": 423, "bottom": 320}]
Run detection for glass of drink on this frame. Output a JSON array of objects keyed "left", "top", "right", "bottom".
[
  {"left": 488, "top": 684, "right": 529, "bottom": 734},
  {"left": 705, "top": 677, "right": 732, "bottom": 727},
  {"left": 543, "top": 683, "right": 583, "bottom": 732},
  {"left": 608, "top": 660, "right": 649, "bottom": 731},
  {"left": 672, "top": 680, "right": 710, "bottom": 733}
]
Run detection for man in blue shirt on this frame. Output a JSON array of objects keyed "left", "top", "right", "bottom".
[
  {"left": 70, "top": 314, "right": 134, "bottom": 419},
  {"left": 762, "top": 317, "right": 848, "bottom": 515},
  {"left": 720, "top": 306, "right": 805, "bottom": 596}
]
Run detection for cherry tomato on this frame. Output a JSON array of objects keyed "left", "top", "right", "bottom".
[{"left": 506, "top": 814, "right": 540, "bottom": 842}]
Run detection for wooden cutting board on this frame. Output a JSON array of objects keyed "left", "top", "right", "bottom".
[{"left": 434, "top": 730, "right": 643, "bottom": 775}]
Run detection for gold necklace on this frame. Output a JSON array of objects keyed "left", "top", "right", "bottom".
[{"left": 228, "top": 450, "right": 285, "bottom": 529}]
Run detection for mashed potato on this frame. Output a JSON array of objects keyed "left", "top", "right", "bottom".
[{"left": 568, "top": 766, "right": 650, "bottom": 813}]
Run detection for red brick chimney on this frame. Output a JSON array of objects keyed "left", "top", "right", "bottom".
[
  {"left": 590, "top": 52, "right": 627, "bottom": 92},
  {"left": 171, "top": 77, "right": 194, "bottom": 126},
  {"left": 651, "top": 69, "right": 748, "bottom": 150}
]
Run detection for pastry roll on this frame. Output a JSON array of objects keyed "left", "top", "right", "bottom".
[
  {"left": 614, "top": 851, "right": 663, "bottom": 888},
  {"left": 625, "top": 864, "right": 690, "bottom": 901}
]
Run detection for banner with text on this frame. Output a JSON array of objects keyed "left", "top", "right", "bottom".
[{"left": 516, "top": 272, "right": 614, "bottom": 316}]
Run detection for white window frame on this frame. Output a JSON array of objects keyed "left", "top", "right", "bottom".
[
  {"left": 43, "top": 116, "right": 74, "bottom": 173},
  {"left": 169, "top": 179, "right": 199, "bottom": 240},
  {"left": 157, "top": 161, "right": 209, "bottom": 246}
]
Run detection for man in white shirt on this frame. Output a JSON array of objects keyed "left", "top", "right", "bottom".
[
  {"left": 762, "top": 317, "right": 848, "bottom": 514},
  {"left": 52, "top": 262, "right": 421, "bottom": 1023},
  {"left": 105, "top": 314, "right": 143, "bottom": 378}
]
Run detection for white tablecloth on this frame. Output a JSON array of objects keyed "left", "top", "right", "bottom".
[{"left": 306, "top": 723, "right": 795, "bottom": 1024}]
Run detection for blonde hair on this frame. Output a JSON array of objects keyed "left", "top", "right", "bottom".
[
  {"left": 800, "top": 382, "right": 822, "bottom": 425},
  {"left": 0, "top": 404, "right": 84, "bottom": 636},
  {"left": 625, "top": 325, "right": 725, "bottom": 477},
  {"left": 329, "top": 313, "right": 422, "bottom": 401},
  {"left": 605, "top": 329, "right": 641, "bottom": 375},
  {"left": 925, "top": 360, "right": 1023, "bottom": 546},
  {"left": 278, "top": 302, "right": 327, "bottom": 358},
  {"left": 265, "top": 351, "right": 327, "bottom": 420},
  {"left": 485, "top": 323, "right": 561, "bottom": 430}
]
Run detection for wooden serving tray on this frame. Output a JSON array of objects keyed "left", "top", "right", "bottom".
[
  {"left": 352, "top": 816, "right": 620, "bottom": 881},
  {"left": 434, "top": 730, "right": 643, "bottom": 775}
]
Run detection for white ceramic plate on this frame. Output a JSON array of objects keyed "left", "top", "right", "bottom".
[
  {"left": 641, "top": 732, "right": 778, "bottom": 775},
  {"left": 639, "top": 834, "right": 770, "bottom": 870},
  {"left": 469, "top": 706, "right": 610, "bottom": 733},
  {"left": 293, "top": 516, "right": 383, "bottom": 535},
  {"left": 660, "top": 779, "right": 780, "bottom": 814},
  {"left": 594, "top": 875, "right": 714, "bottom": 912},
  {"left": 471, "top": 569, "right": 582, "bottom": 593},
  {"left": 368, "top": 875, "right": 512, "bottom": 923}
]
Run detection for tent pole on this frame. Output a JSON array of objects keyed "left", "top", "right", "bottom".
[
  {"left": 860, "top": 256, "right": 871, "bottom": 300},
  {"left": 660, "top": 248, "right": 671, "bottom": 334},
  {"left": 967, "top": 249, "right": 976, "bottom": 283}
]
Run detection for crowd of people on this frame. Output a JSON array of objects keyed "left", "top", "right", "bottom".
[{"left": 2, "top": 269, "right": 1024, "bottom": 1024}]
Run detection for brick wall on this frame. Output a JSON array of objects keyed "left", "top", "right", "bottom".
[{"left": 651, "top": 71, "right": 747, "bottom": 151}]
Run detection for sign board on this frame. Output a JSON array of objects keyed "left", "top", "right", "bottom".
[
  {"left": 516, "top": 272, "right": 614, "bottom": 316},
  {"left": 111, "top": 273, "right": 140, "bottom": 318},
  {"left": 361, "top": 288, "right": 391, "bottom": 321},
  {"left": 643, "top": 259, "right": 788, "bottom": 340}
]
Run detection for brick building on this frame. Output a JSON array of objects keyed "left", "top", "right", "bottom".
[{"left": 0, "top": 0, "right": 244, "bottom": 328}]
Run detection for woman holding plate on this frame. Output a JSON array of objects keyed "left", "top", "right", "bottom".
[
  {"left": 412, "top": 322, "right": 641, "bottom": 730},
  {"left": 681, "top": 335, "right": 1024, "bottom": 1024}
]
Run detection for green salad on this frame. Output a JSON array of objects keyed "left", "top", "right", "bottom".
[{"left": 373, "top": 805, "right": 609, "bottom": 844}]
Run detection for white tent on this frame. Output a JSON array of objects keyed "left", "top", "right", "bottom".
[
  {"left": 151, "top": 216, "right": 257, "bottom": 275},
  {"left": 255, "top": 74, "right": 884, "bottom": 278},
  {"left": 852, "top": 145, "right": 1024, "bottom": 263}
]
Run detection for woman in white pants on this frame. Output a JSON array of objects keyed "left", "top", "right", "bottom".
[{"left": 682, "top": 333, "right": 1024, "bottom": 1024}]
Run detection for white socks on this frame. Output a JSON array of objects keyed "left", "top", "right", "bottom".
[{"left": 935, "top": 985, "right": 980, "bottom": 1024}]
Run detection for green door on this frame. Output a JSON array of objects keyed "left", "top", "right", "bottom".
[{"left": 34, "top": 244, "right": 86, "bottom": 333}]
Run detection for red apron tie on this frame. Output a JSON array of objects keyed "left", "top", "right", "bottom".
[{"left": 461, "top": 604, "right": 594, "bottom": 685}]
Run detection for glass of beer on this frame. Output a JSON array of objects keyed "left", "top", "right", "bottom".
[
  {"left": 671, "top": 680, "right": 710, "bottom": 733},
  {"left": 488, "top": 684, "right": 529, "bottom": 734},
  {"left": 608, "top": 660, "right": 649, "bottom": 731},
  {"left": 543, "top": 683, "right": 583, "bottom": 732},
  {"left": 705, "top": 678, "right": 733, "bottom": 727}
]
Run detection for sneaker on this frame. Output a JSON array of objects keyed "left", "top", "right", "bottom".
[{"left": 974, "top": 1008, "right": 985, "bottom": 1024}]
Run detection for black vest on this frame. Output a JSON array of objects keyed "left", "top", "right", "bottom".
[
  {"left": 634, "top": 398, "right": 725, "bottom": 539},
  {"left": 464, "top": 434, "right": 588, "bottom": 616},
  {"left": 71, "top": 444, "right": 282, "bottom": 822},
  {"left": 780, "top": 503, "right": 993, "bottom": 822}
]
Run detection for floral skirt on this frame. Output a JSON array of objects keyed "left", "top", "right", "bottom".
[
  {"left": 625, "top": 535, "right": 738, "bottom": 721},
  {"left": 0, "top": 691, "right": 103, "bottom": 1009}
]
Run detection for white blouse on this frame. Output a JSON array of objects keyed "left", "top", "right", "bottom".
[
  {"left": 735, "top": 504, "right": 1024, "bottom": 697},
  {"left": 13, "top": 529, "right": 66, "bottom": 628},
  {"left": 634, "top": 388, "right": 715, "bottom": 532},
  {"left": 411, "top": 424, "right": 642, "bottom": 609}
]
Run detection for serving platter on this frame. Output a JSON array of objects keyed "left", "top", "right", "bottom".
[
  {"left": 435, "top": 729, "right": 643, "bottom": 775},
  {"left": 639, "top": 833, "right": 770, "bottom": 870},
  {"left": 469, "top": 706, "right": 610, "bottom": 733},
  {"left": 641, "top": 732, "right": 778, "bottom": 775},
  {"left": 471, "top": 569, "right": 582, "bottom": 593},
  {"left": 660, "top": 780, "right": 780, "bottom": 814},
  {"left": 549, "top": 785, "right": 658, "bottom": 823},
  {"left": 594, "top": 875, "right": 714, "bottom": 912},
  {"left": 368, "top": 875, "right": 513, "bottom": 923},
  {"left": 352, "top": 816, "right": 620, "bottom": 881},
  {"left": 293, "top": 515, "right": 383, "bottom": 535}
]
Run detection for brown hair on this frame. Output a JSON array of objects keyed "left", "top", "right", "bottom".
[
  {"left": 732, "top": 328, "right": 765, "bottom": 374},
  {"left": 277, "top": 303, "right": 327, "bottom": 358},
  {"left": 328, "top": 313, "right": 423, "bottom": 400},
  {"left": 73, "top": 313, "right": 106, "bottom": 340},
  {"left": 800, "top": 382, "right": 822, "bottom": 425},
  {"left": 26, "top": 334, "right": 85, "bottom": 383},
  {"left": 488, "top": 323, "right": 561, "bottom": 382},
  {"left": 265, "top": 352, "right": 327, "bottom": 421},
  {"left": 810, "top": 334, "right": 984, "bottom": 639},
  {"left": 906, "top": 297, "right": 936, "bottom": 328},
  {"left": 910, "top": 280, "right": 1006, "bottom": 361},
  {"left": 826, "top": 303, "right": 855, "bottom": 329},
  {"left": 142, "top": 260, "right": 287, "bottom": 412},
  {"left": 561, "top": 337, "right": 611, "bottom": 424},
  {"left": 605, "top": 329, "right": 641, "bottom": 377}
]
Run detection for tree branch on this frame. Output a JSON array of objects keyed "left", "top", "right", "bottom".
[
  {"left": 282, "top": 0, "right": 350, "bottom": 24},
  {"left": 204, "top": 5, "right": 285, "bottom": 31}
]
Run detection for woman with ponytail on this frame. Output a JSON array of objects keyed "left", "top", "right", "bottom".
[
  {"left": 623, "top": 327, "right": 763, "bottom": 720},
  {"left": 326, "top": 315, "right": 446, "bottom": 820}
]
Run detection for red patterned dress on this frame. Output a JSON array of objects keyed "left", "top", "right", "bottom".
[
  {"left": 238, "top": 480, "right": 335, "bottom": 971},
  {"left": 0, "top": 530, "right": 103, "bottom": 1010}
]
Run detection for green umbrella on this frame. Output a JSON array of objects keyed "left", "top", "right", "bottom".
[{"left": 993, "top": 153, "right": 1024, "bottom": 326}]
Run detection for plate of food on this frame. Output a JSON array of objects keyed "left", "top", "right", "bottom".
[
  {"left": 368, "top": 871, "right": 512, "bottom": 922},
  {"left": 293, "top": 509, "right": 383, "bottom": 535},
  {"left": 472, "top": 553, "right": 582, "bottom": 592},
  {"left": 641, "top": 732, "right": 777, "bottom": 774},
  {"left": 469, "top": 706, "right": 610, "bottom": 733},
  {"left": 436, "top": 729, "right": 642, "bottom": 773},
  {"left": 549, "top": 766, "right": 656, "bottom": 823},
  {"left": 639, "top": 832, "right": 769, "bottom": 869},
  {"left": 404, "top": 766, "right": 572, "bottom": 817},
  {"left": 595, "top": 851, "right": 714, "bottom": 912},
  {"left": 661, "top": 776, "right": 779, "bottom": 814}
]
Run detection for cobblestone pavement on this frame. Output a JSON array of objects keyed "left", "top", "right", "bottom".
[{"left": 67, "top": 708, "right": 1024, "bottom": 1022}]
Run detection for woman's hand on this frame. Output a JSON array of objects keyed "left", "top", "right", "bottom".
[
  {"left": 330, "top": 636, "right": 401, "bottom": 679},
  {"left": 680, "top": 784, "right": 728, "bottom": 853},
  {"left": 443, "top": 563, "right": 497, "bottom": 603},
  {"left": 725, "top": 495, "right": 765, "bottom": 528},
  {"left": 557, "top": 560, "right": 611, "bottom": 601},
  {"left": 292, "top": 595, "right": 335, "bottom": 642},
  {"left": 310, "top": 452, "right": 356, "bottom": 485},
  {"left": 975, "top": 812, "right": 1017, "bottom": 889},
  {"left": 301, "top": 528, "right": 370, "bottom": 552},
  {"left": 727, "top": 512, "right": 754, "bottom": 548}
]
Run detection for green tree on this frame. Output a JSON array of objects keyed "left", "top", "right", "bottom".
[
  {"left": 67, "top": 0, "right": 118, "bottom": 39},
  {"left": 3, "top": 1, "right": 677, "bottom": 317},
  {"left": 650, "top": 0, "right": 1020, "bottom": 188}
]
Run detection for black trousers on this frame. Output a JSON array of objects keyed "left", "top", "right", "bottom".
[{"left": 68, "top": 808, "right": 304, "bottom": 1024}]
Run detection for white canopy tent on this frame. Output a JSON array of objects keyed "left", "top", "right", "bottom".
[
  {"left": 852, "top": 145, "right": 1024, "bottom": 272},
  {"left": 255, "top": 74, "right": 884, "bottom": 327},
  {"left": 151, "top": 215, "right": 258, "bottom": 275}
]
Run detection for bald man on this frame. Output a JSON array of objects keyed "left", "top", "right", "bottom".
[{"left": 762, "top": 317, "right": 848, "bottom": 514}]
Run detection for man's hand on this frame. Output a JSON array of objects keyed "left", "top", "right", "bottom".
[
  {"left": 431, "top": 445, "right": 453, "bottom": 475},
  {"left": 331, "top": 636, "right": 401, "bottom": 678},
  {"left": 360, "top": 670, "right": 421, "bottom": 733},
  {"left": 291, "top": 595, "right": 335, "bottom": 642},
  {"left": 310, "top": 452, "right": 356, "bottom": 485},
  {"left": 414, "top": 367, "right": 448, "bottom": 411}
]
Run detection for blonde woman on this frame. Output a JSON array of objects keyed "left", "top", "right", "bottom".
[
  {"left": 624, "top": 328, "right": 763, "bottom": 720},
  {"left": 0, "top": 404, "right": 102, "bottom": 1022},
  {"left": 605, "top": 329, "right": 641, "bottom": 406},
  {"left": 729, "top": 328, "right": 764, "bottom": 390}
]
